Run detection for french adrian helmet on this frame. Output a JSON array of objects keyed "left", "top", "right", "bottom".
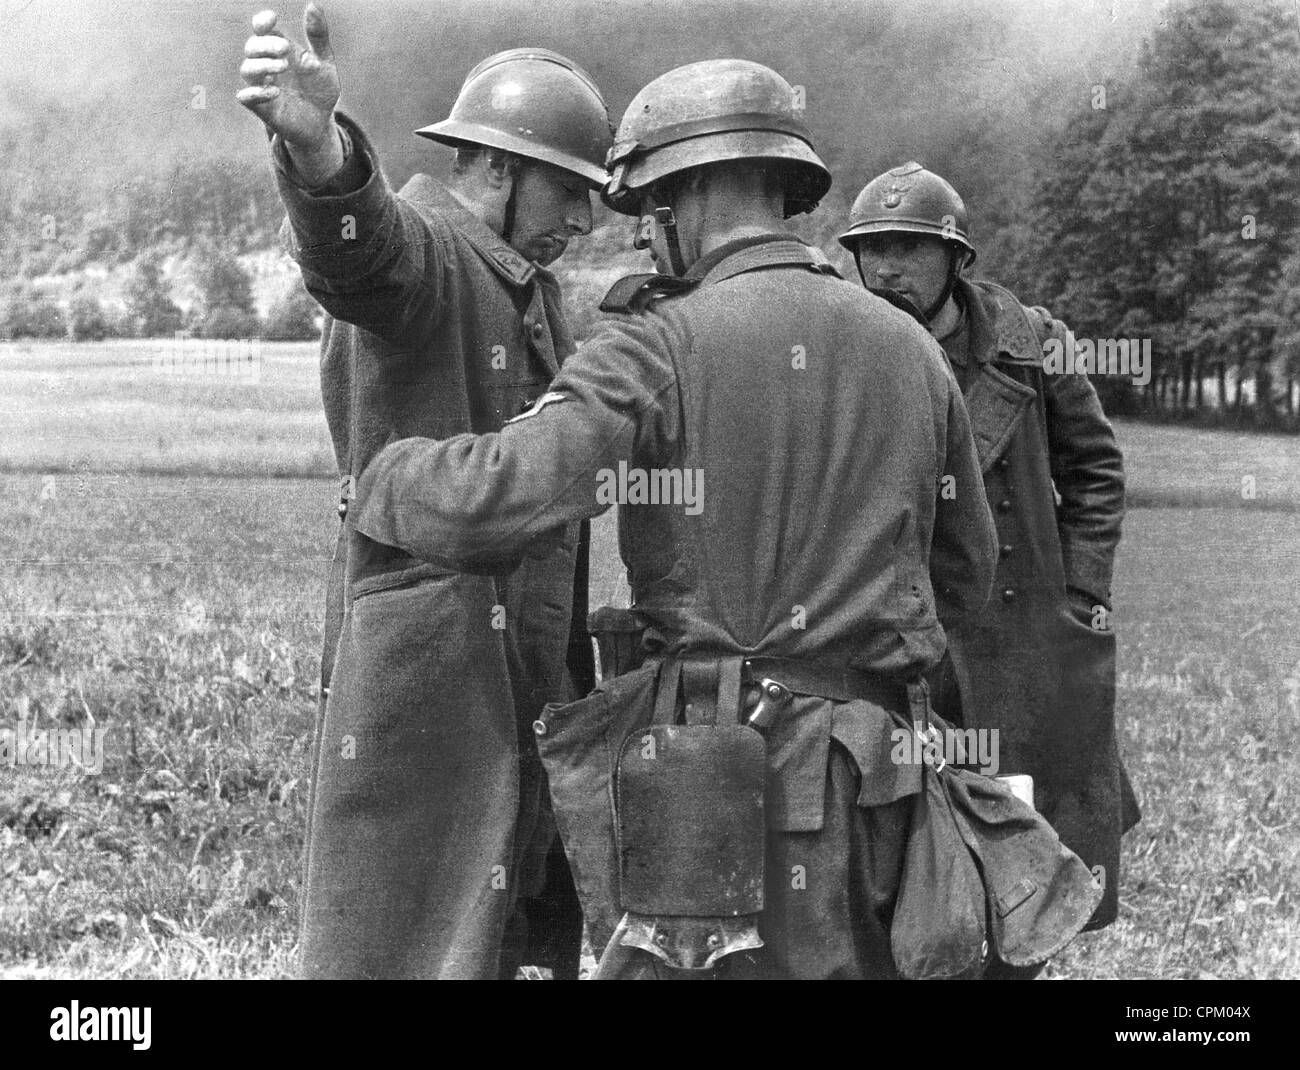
[
  {"left": 417, "top": 48, "right": 613, "bottom": 188},
  {"left": 838, "top": 162, "right": 975, "bottom": 258}
]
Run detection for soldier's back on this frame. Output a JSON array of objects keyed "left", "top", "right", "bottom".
[{"left": 627, "top": 257, "right": 959, "bottom": 678}]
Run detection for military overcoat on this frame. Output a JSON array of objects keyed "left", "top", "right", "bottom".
[
  {"left": 277, "top": 115, "right": 588, "bottom": 978},
  {"left": 932, "top": 277, "right": 1140, "bottom": 928}
]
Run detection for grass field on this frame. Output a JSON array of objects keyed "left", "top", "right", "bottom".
[{"left": 1, "top": 339, "right": 1297, "bottom": 978}]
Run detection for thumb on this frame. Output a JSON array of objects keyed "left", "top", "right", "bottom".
[{"left": 303, "top": 2, "right": 334, "bottom": 62}]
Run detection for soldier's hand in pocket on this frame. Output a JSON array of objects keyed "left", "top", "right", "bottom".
[
  {"left": 1066, "top": 585, "right": 1107, "bottom": 628},
  {"left": 237, "top": 4, "right": 344, "bottom": 181}
]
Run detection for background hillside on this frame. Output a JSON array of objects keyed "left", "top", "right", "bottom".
[{"left": 2, "top": 0, "right": 1298, "bottom": 425}]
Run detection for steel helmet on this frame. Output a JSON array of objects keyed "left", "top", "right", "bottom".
[
  {"left": 417, "top": 48, "right": 613, "bottom": 188},
  {"left": 603, "top": 59, "right": 831, "bottom": 218},
  {"left": 838, "top": 162, "right": 975, "bottom": 257}
]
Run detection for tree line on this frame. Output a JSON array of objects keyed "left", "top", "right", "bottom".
[
  {"left": 1001, "top": 0, "right": 1300, "bottom": 428},
  {"left": 1, "top": 0, "right": 1295, "bottom": 428}
]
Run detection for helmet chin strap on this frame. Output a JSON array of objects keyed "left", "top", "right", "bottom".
[
  {"left": 655, "top": 206, "right": 688, "bottom": 276},
  {"left": 501, "top": 173, "right": 518, "bottom": 246},
  {"left": 922, "top": 247, "right": 962, "bottom": 322}
]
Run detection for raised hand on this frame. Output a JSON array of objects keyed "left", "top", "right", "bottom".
[{"left": 237, "top": 4, "right": 343, "bottom": 175}]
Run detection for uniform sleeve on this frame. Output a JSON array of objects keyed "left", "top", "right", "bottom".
[
  {"left": 931, "top": 370, "right": 998, "bottom": 627},
  {"left": 273, "top": 112, "right": 444, "bottom": 347},
  {"left": 1036, "top": 310, "right": 1126, "bottom": 607},
  {"left": 351, "top": 312, "right": 685, "bottom": 569}
]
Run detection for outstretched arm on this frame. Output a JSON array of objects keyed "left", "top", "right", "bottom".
[
  {"left": 237, "top": 6, "right": 446, "bottom": 344},
  {"left": 352, "top": 315, "right": 684, "bottom": 569}
]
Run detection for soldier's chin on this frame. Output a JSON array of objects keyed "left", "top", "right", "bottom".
[{"left": 529, "top": 237, "right": 566, "bottom": 266}]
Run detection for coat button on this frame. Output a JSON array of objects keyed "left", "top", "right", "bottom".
[
  {"left": 1000, "top": 543, "right": 1014, "bottom": 558},
  {"left": 530, "top": 322, "right": 545, "bottom": 341},
  {"left": 532, "top": 719, "right": 547, "bottom": 736},
  {"left": 518, "top": 397, "right": 537, "bottom": 415},
  {"left": 997, "top": 499, "right": 1012, "bottom": 513},
  {"left": 997, "top": 457, "right": 1010, "bottom": 471},
  {"left": 1001, "top": 588, "right": 1016, "bottom": 603}
]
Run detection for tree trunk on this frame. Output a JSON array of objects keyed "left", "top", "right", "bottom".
[
  {"left": 1234, "top": 367, "right": 1245, "bottom": 412},
  {"left": 1195, "top": 357, "right": 1205, "bottom": 410},
  {"left": 1181, "top": 355, "right": 1194, "bottom": 412},
  {"left": 1216, "top": 363, "right": 1227, "bottom": 410},
  {"left": 1255, "top": 365, "right": 1275, "bottom": 427}
]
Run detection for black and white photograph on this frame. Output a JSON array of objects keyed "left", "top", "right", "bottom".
[{"left": 0, "top": 0, "right": 1295, "bottom": 1019}]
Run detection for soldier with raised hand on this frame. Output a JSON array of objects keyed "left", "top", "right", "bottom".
[
  {"left": 350, "top": 60, "right": 1002, "bottom": 978},
  {"left": 839, "top": 163, "right": 1141, "bottom": 976},
  {"left": 237, "top": 4, "right": 613, "bottom": 979}
]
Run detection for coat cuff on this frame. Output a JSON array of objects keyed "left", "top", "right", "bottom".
[
  {"left": 1060, "top": 542, "right": 1114, "bottom": 609},
  {"left": 272, "top": 113, "right": 390, "bottom": 257}
]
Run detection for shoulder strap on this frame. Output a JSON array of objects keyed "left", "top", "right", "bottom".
[{"left": 599, "top": 273, "right": 699, "bottom": 314}]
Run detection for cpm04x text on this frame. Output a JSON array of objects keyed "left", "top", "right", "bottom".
[{"left": 1126, "top": 1007, "right": 1252, "bottom": 1020}]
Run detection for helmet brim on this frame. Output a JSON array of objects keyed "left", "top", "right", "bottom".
[
  {"left": 838, "top": 218, "right": 974, "bottom": 253},
  {"left": 417, "top": 119, "right": 610, "bottom": 189},
  {"left": 603, "top": 130, "right": 831, "bottom": 216}
]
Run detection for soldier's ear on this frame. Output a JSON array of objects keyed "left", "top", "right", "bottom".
[{"left": 483, "top": 148, "right": 521, "bottom": 188}]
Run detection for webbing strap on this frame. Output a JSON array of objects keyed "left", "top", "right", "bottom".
[
  {"left": 652, "top": 660, "right": 682, "bottom": 725},
  {"left": 716, "top": 658, "right": 743, "bottom": 729},
  {"left": 681, "top": 660, "right": 719, "bottom": 725},
  {"left": 651, "top": 657, "right": 745, "bottom": 726}
]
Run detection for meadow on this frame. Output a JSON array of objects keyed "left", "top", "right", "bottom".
[{"left": 1, "top": 340, "right": 1297, "bottom": 978}]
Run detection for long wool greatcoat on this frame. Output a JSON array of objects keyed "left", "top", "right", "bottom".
[
  {"left": 932, "top": 277, "right": 1141, "bottom": 929},
  {"left": 277, "top": 115, "right": 589, "bottom": 978}
]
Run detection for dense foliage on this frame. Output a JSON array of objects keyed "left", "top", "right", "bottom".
[{"left": 0, "top": 0, "right": 1293, "bottom": 424}]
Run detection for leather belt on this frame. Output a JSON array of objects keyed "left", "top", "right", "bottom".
[{"left": 741, "top": 656, "right": 909, "bottom": 711}]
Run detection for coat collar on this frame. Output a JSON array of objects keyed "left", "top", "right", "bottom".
[
  {"left": 958, "top": 278, "right": 1043, "bottom": 367},
  {"left": 398, "top": 174, "right": 539, "bottom": 288},
  {"left": 694, "top": 233, "right": 839, "bottom": 286},
  {"left": 951, "top": 279, "right": 1040, "bottom": 473}
]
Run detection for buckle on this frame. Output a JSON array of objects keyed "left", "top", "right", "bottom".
[{"left": 744, "top": 676, "right": 792, "bottom": 732}]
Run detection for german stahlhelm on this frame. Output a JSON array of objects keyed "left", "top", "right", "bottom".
[
  {"left": 603, "top": 59, "right": 831, "bottom": 218},
  {"left": 417, "top": 48, "right": 613, "bottom": 188}
]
